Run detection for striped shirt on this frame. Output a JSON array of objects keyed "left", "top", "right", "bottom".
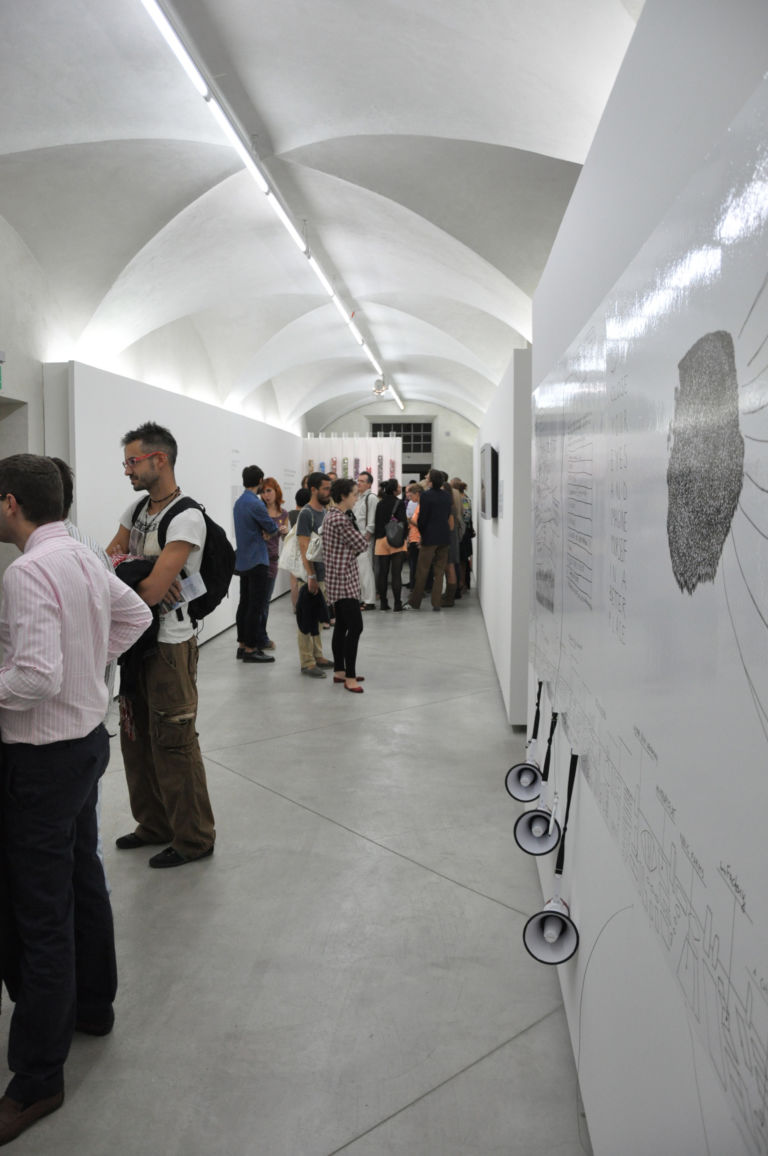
[
  {"left": 64, "top": 517, "right": 118, "bottom": 705},
  {"left": 321, "top": 506, "right": 369, "bottom": 603},
  {"left": 0, "top": 522, "right": 152, "bottom": 745}
]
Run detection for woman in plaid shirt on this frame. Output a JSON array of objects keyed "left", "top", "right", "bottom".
[{"left": 322, "top": 478, "right": 370, "bottom": 693}]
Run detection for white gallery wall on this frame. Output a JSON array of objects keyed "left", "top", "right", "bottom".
[
  {"left": 302, "top": 435, "right": 402, "bottom": 488},
  {"left": 474, "top": 348, "right": 531, "bottom": 726},
  {"left": 44, "top": 362, "right": 303, "bottom": 638},
  {"left": 318, "top": 400, "right": 476, "bottom": 484},
  {"left": 523, "top": 2, "right": 768, "bottom": 1154}
]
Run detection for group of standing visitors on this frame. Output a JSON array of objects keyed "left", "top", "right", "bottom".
[
  {"left": 231, "top": 464, "right": 473, "bottom": 693},
  {"left": 0, "top": 426, "right": 474, "bottom": 1147},
  {"left": 0, "top": 420, "right": 228, "bottom": 1146}
]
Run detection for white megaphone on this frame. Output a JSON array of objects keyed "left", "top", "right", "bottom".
[
  {"left": 514, "top": 792, "right": 561, "bottom": 856},
  {"left": 505, "top": 708, "right": 558, "bottom": 803},
  {"left": 505, "top": 757, "right": 541, "bottom": 801},
  {"left": 523, "top": 897, "right": 579, "bottom": 965},
  {"left": 521, "top": 751, "right": 581, "bottom": 965}
]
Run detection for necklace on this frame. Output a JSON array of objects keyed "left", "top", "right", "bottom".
[
  {"left": 147, "top": 485, "right": 181, "bottom": 512},
  {"left": 133, "top": 486, "right": 181, "bottom": 552}
]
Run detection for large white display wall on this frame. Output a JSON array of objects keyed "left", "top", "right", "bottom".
[
  {"left": 529, "top": 71, "right": 768, "bottom": 1156},
  {"left": 302, "top": 435, "right": 401, "bottom": 487},
  {"left": 44, "top": 362, "right": 303, "bottom": 638},
  {"left": 474, "top": 348, "right": 531, "bottom": 725}
]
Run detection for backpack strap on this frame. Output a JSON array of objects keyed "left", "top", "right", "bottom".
[
  {"left": 156, "top": 496, "right": 203, "bottom": 550},
  {"left": 130, "top": 495, "right": 152, "bottom": 525},
  {"left": 155, "top": 496, "right": 204, "bottom": 623}
]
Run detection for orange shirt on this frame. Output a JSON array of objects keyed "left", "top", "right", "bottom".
[{"left": 408, "top": 504, "right": 421, "bottom": 544}]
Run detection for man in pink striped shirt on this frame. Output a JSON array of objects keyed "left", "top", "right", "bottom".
[{"left": 0, "top": 454, "right": 151, "bottom": 1147}]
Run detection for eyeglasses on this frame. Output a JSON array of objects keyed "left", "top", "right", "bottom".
[{"left": 122, "top": 451, "right": 163, "bottom": 470}]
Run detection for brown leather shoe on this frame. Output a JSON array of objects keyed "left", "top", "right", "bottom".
[{"left": 0, "top": 1090, "right": 64, "bottom": 1145}]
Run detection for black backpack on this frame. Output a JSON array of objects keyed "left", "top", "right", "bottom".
[{"left": 132, "top": 495, "right": 236, "bottom": 628}]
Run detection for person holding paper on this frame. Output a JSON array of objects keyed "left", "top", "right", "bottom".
[{"left": 106, "top": 422, "right": 216, "bottom": 869}]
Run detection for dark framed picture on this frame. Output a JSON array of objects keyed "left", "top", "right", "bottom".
[{"left": 480, "top": 443, "right": 498, "bottom": 519}]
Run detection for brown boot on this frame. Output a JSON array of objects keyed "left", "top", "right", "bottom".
[{"left": 441, "top": 583, "right": 457, "bottom": 607}]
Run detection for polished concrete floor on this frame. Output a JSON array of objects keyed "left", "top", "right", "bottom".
[{"left": 0, "top": 591, "right": 592, "bottom": 1156}]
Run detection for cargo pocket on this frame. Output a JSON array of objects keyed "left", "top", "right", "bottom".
[{"left": 153, "top": 709, "right": 198, "bottom": 752}]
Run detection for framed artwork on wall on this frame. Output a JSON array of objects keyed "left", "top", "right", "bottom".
[{"left": 480, "top": 442, "right": 498, "bottom": 518}]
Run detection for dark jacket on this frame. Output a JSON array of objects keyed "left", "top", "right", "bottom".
[
  {"left": 417, "top": 488, "right": 453, "bottom": 546},
  {"left": 374, "top": 494, "right": 407, "bottom": 540},
  {"left": 296, "top": 583, "right": 330, "bottom": 636},
  {"left": 114, "top": 559, "right": 160, "bottom": 698}
]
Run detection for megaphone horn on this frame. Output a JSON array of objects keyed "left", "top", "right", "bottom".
[
  {"left": 505, "top": 757, "right": 542, "bottom": 802},
  {"left": 522, "top": 898, "right": 579, "bottom": 965},
  {"left": 504, "top": 710, "right": 558, "bottom": 802},
  {"left": 514, "top": 806, "right": 561, "bottom": 855}
]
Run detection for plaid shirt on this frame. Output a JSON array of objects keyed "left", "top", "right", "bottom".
[{"left": 321, "top": 505, "right": 369, "bottom": 603}]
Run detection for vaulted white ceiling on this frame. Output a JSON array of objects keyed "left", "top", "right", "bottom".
[{"left": 0, "top": 0, "right": 642, "bottom": 431}]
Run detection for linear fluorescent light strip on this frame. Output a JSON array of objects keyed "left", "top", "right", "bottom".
[
  {"left": 362, "top": 344, "right": 383, "bottom": 376},
  {"left": 346, "top": 319, "right": 364, "bottom": 345},
  {"left": 139, "top": 0, "right": 394, "bottom": 398},
  {"left": 389, "top": 384, "right": 405, "bottom": 411},
  {"left": 207, "top": 99, "right": 269, "bottom": 192},
  {"left": 139, "top": 0, "right": 209, "bottom": 96},
  {"left": 265, "top": 193, "right": 307, "bottom": 253},
  {"left": 331, "top": 295, "right": 352, "bottom": 324},
  {"left": 308, "top": 256, "right": 334, "bottom": 296}
]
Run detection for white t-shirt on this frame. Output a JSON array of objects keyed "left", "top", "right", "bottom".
[{"left": 120, "top": 495, "right": 206, "bottom": 644}]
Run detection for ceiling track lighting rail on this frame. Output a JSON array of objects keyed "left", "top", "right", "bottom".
[{"left": 138, "top": 0, "right": 399, "bottom": 407}]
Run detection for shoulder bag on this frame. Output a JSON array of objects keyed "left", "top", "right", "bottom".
[{"left": 384, "top": 499, "right": 406, "bottom": 549}]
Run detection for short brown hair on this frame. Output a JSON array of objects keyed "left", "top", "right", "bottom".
[
  {"left": 0, "top": 454, "right": 64, "bottom": 524},
  {"left": 122, "top": 422, "right": 178, "bottom": 468}
]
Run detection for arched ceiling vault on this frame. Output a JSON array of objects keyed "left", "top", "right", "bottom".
[{"left": 0, "top": 0, "right": 643, "bottom": 432}]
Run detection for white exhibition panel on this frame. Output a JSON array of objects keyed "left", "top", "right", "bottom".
[
  {"left": 530, "top": 77, "right": 768, "bottom": 1155},
  {"left": 302, "top": 436, "right": 402, "bottom": 487},
  {"left": 68, "top": 363, "right": 303, "bottom": 638},
  {"left": 475, "top": 348, "right": 531, "bottom": 725}
]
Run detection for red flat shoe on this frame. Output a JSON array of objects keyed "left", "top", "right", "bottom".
[
  {"left": 334, "top": 675, "right": 365, "bottom": 683},
  {"left": 345, "top": 684, "right": 364, "bottom": 693}
]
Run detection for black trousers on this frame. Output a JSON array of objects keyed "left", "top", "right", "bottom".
[
  {"left": 406, "top": 542, "right": 419, "bottom": 588},
  {"left": 236, "top": 564, "right": 270, "bottom": 649},
  {"left": 331, "top": 598, "right": 364, "bottom": 678},
  {"left": 376, "top": 552, "right": 404, "bottom": 603},
  {"left": 1, "top": 724, "right": 116, "bottom": 1103}
]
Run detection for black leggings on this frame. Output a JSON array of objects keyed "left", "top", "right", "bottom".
[
  {"left": 332, "top": 598, "right": 364, "bottom": 678},
  {"left": 376, "top": 552, "right": 404, "bottom": 603}
]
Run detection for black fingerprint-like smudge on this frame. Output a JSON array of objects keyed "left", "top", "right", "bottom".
[{"left": 667, "top": 331, "right": 744, "bottom": 594}]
